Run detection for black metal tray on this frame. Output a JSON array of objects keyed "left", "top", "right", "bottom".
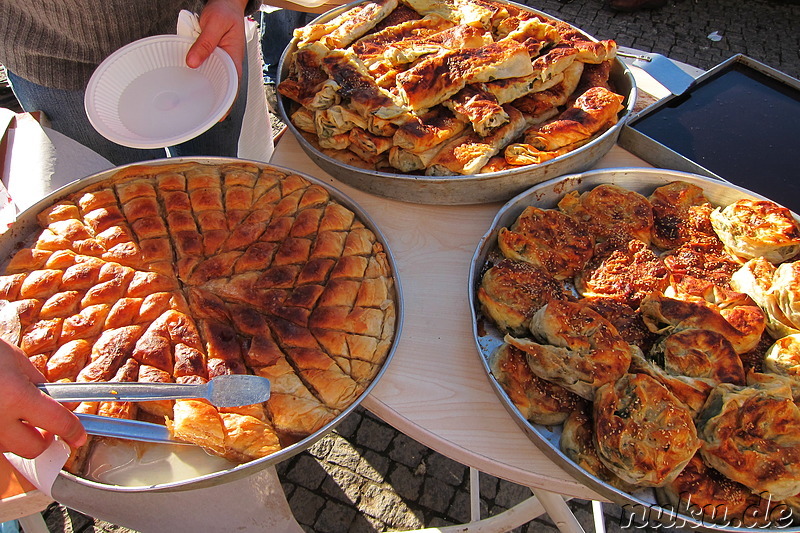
[{"left": 618, "top": 54, "right": 800, "bottom": 212}]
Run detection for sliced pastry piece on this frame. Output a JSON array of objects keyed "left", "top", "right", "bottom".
[{"left": 523, "top": 87, "right": 624, "bottom": 152}]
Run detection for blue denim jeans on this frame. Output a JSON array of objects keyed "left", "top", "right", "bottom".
[
  {"left": 259, "top": 9, "right": 312, "bottom": 85},
  {"left": 7, "top": 58, "right": 249, "bottom": 166}
]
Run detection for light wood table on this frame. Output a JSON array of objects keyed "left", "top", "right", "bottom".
[{"left": 271, "top": 133, "right": 654, "bottom": 503}]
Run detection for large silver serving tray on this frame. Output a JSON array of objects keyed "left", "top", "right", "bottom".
[
  {"left": 276, "top": 0, "right": 638, "bottom": 205},
  {"left": 0, "top": 157, "right": 404, "bottom": 494},
  {"left": 468, "top": 167, "right": 800, "bottom": 532}
]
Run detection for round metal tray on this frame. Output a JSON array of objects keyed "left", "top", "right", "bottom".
[
  {"left": 276, "top": 0, "right": 638, "bottom": 205},
  {"left": 468, "top": 167, "right": 800, "bottom": 532},
  {"left": 0, "top": 157, "right": 404, "bottom": 495}
]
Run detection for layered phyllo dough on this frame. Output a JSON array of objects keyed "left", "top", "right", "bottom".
[
  {"left": 278, "top": 0, "right": 627, "bottom": 175},
  {"left": 479, "top": 179, "right": 800, "bottom": 523}
]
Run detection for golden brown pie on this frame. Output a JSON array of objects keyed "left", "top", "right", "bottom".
[{"left": 0, "top": 161, "right": 397, "bottom": 473}]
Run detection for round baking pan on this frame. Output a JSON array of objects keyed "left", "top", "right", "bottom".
[
  {"left": 468, "top": 167, "right": 800, "bottom": 532},
  {"left": 0, "top": 157, "right": 404, "bottom": 495},
  {"left": 276, "top": 0, "right": 638, "bottom": 205}
]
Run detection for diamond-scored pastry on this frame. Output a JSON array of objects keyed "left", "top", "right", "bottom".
[{"left": 0, "top": 162, "right": 396, "bottom": 472}]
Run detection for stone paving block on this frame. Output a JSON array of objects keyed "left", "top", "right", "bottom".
[
  {"left": 495, "top": 480, "right": 533, "bottom": 509},
  {"left": 478, "top": 472, "right": 500, "bottom": 500},
  {"left": 287, "top": 486, "right": 327, "bottom": 526},
  {"left": 425, "top": 452, "right": 466, "bottom": 486},
  {"left": 314, "top": 499, "right": 358, "bottom": 533},
  {"left": 419, "top": 476, "right": 457, "bottom": 514},
  {"left": 326, "top": 437, "right": 362, "bottom": 471},
  {"left": 320, "top": 465, "right": 366, "bottom": 504},
  {"left": 388, "top": 463, "right": 424, "bottom": 501},
  {"left": 387, "top": 432, "right": 427, "bottom": 468},
  {"left": 356, "top": 417, "right": 395, "bottom": 453},
  {"left": 357, "top": 449, "right": 391, "bottom": 483},
  {"left": 281, "top": 453, "right": 329, "bottom": 489},
  {"left": 447, "top": 490, "right": 472, "bottom": 524}
]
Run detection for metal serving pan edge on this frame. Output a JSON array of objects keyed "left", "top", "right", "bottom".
[{"left": 468, "top": 167, "right": 800, "bottom": 532}]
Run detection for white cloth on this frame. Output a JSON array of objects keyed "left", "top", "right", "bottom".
[{"left": 176, "top": 10, "right": 273, "bottom": 163}]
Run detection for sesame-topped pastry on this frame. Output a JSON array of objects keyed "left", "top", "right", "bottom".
[
  {"left": 489, "top": 343, "right": 585, "bottom": 425},
  {"left": 594, "top": 373, "right": 700, "bottom": 487},
  {"left": 557, "top": 183, "right": 654, "bottom": 245},
  {"left": 505, "top": 300, "right": 633, "bottom": 400},
  {"left": 575, "top": 239, "right": 670, "bottom": 308},
  {"left": 696, "top": 374, "right": 800, "bottom": 500},
  {"left": 559, "top": 405, "right": 639, "bottom": 493},
  {"left": 497, "top": 206, "right": 593, "bottom": 280},
  {"left": 710, "top": 198, "right": 800, "bottom": 263},
  {"left": 647, "top": 181, "right": 713, "bottom": 251},
  {"left": 478, "top": 258, "right": 569, "bottom": 335}
]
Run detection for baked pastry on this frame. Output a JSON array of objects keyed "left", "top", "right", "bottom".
[
  {"left": 279, "top": 0, "right": 626, "bottom": 175},
  {"left": 764, "top": 333, "right": 800, "bottom": 395},
  {"left": 629, "top": 349, "right": 714, "bottom": 417},
  {"left": 505, "top": 300, "right": 632, "bottom": 400},
  {"left": 731, "top": 257, "right": 800, "bottom": 338},
  {"left": 593, "top": 373, "right": 700, "bottom": 487},
  {"left": 489, "top": 343, "right": 584, "bottom": 425},
  {"left": 557, "top": 183, "right": 653, "bottom": 245},
  {"left": 639, "top": 292, "right": 765, "bottom": 355},
  {"left": 709, "top": 198, "right": 800, "bottom": 263},
  {"left": 579, "top": 297, "right": 655, "bottom": 353},
  {"left": 575, "top": 239, "right": 670, "bottom": 307},
  {"left": 655, "top": 329, "right": 745, "bottom": 385},
  {"left": 477, "top": 258, "right": 568, "bottom": 335},
  {"left": 657, "top": 453, "right": 790, "bottom": 527},
  {"left": 559, "top": 405, "right": 638, "bottom": 493},
  {"left": 696, "top": 375, "right": 800, "bottom": 500},
  {"left": 647, "top": 181, "right": 712, "bottom": 250},
  {"left": 497, "top": 206, "right": 593, "bottom": 280},
  {"left": 1, "top": 161, "right": 397, "bottom": 472}
]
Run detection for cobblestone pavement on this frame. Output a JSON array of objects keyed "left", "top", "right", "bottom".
[{"left": 12, "top": 0, "right": 800, "bottom": 531}]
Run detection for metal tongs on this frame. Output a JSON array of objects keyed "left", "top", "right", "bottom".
[{"left": 38, "top": 375, "right": 271, "bottom": 445}]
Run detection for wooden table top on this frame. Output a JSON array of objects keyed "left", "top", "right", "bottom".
[{"left": 271, "top": 132, "right": 657, "bottom": 500}]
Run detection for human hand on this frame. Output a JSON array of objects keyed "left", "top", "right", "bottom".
[
  {"left": 186, "top": 0, "right": 249, "bottom": 80},
  {"left": 0, "top": 339, "right": 86, "bottom": 459}
]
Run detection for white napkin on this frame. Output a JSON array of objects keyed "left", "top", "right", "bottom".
[
  {"left": 176, "top": 10, "right": 273, "bottom": 162},
  {"left": 3, "top": 439, "right": 71, "bottom": 498}
]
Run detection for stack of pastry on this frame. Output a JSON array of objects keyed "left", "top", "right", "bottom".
[
  {"left": 479, "top": 181, "right": 800, "bottom": 526},
  {"left": 278, "top": 0, "right": 625, "bottom": 175},
  {"left": 0, "top": 161, "right": 397, "bottom": 473}
]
